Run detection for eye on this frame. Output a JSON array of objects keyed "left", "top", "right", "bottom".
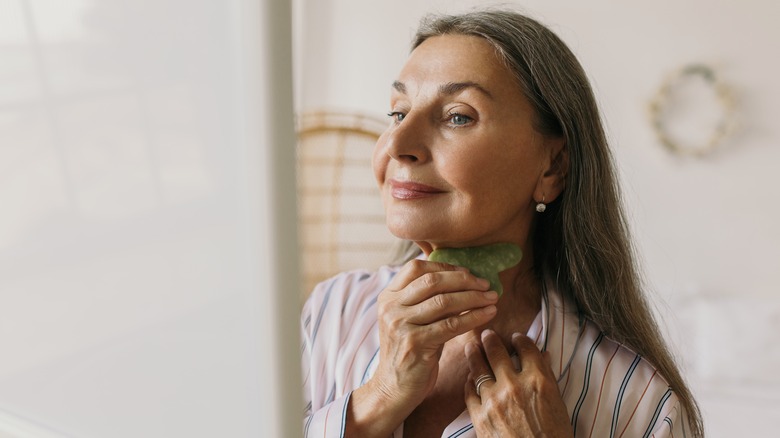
[
  {"left": 448, "top": 113, "right": 473, "bottom": 126},
  {"left": 387, "top": 111, "right": 406, "bottom": 123}
]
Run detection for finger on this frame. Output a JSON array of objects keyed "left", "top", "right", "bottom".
[
  {"left": 464, "top": 370, "right": 483, "bottom": 411},
  {"left": 400, "top": 270, "right": 491, "bottom": 306},
  {"left": 385, "top": 259, "right": 471, "bottom": 292},
  {"left": 465, "top": 342, "right": 495, "bottom": 397},
  {"left": 481, "top": 329, "right": 516, "bottom": 381},
  {"left": 406, "top": 290, "right": 499, "bottom": 325},
  {"left": 420, "top": 305, "right": 497, "bottom": 345},
  {"left": 541, "top": 350, "right": 558, "bottom": 380},
  {"left": 511, "top": 332, "right": 546, "bottom": 373},
  {"left": 465, "top": 342, "right": 491, "bottom": 378}
]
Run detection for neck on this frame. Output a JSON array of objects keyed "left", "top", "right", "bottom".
[{"left": 458, "top": 261, "right": 543, "bottom": 349}]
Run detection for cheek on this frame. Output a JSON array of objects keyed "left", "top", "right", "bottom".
[
  {"left": 449, "top": 149, "right": 533, "bottom": 206},
  {"left": 446, "top": 151, "right": 509, "bottom": 191}
]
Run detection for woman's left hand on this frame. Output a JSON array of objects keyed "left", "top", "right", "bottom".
[{"left": 464, "top": 330, "right": 574, "bottom": 437}]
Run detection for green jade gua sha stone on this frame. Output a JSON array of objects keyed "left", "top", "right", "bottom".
[{"left": 428, "top": 243, "right": 522, "bottom": 296}]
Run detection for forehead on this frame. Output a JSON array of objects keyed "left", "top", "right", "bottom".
[{"left": 398, "top": 34, "right": 518, "bottom": 93}]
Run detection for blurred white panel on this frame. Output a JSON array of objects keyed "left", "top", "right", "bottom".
[
  {"left": 661, "top": 288, "right": 780, "bottom": 437},
  {"left": 0, "top": 1, "right": 39, "bottom": 103},
  {"left": 692, "top": 296, "right": 780, "bottom": 385},
  {"left": 0, "top": 0, "right": 299, "bottom": 437}
]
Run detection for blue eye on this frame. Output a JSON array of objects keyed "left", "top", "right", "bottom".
[
  {"left": 387, "top": 112, "right": 405, "bottom": 122},
  {"left": 449, "top": 113, "right": 472, "bottom": 126}
]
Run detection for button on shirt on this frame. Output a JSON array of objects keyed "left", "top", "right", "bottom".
[{"left": 301, "top": 264, "right": 692, "bottom": 437}]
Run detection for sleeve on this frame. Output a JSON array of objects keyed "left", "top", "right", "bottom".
[
  {"left": 300, "top": 267, "right": 397, "bottom": 437},
  {"left": 303, "top": 391, "right": 353, "bottom": 438},
  {"left": 301, "top": 271, "right": 376, "bottom": 438},
  {"left": 301, "top": 279, "right": 350, "bottom": 437}
]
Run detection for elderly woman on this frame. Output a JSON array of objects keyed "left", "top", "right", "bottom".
[{"left": 301, "top": 9, "right": 703, "bottom": 438}]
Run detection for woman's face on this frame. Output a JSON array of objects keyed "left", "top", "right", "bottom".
[{"left": 373, "top": 34, "right": 561, "bottom": 252}]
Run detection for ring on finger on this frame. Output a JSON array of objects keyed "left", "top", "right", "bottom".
[{"left": 474, "top": 373, "right": 495, "bottom": 397}]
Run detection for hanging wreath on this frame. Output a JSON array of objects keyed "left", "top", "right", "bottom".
[{"left": 649, "top": 64, "right": 737, "bottom": 157}]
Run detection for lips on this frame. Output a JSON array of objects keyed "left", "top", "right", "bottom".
[{"left": 388, "top": 179, "right": 445, "bottom": 200}]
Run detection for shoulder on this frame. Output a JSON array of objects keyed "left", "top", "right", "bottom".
[
  {"left": 564, "top": 320, "right": 686, "bottom": 436},
  {"left": 572, "top": 321, "right": 661, "bottom": 376},
  {"left": 301, "top": 266, "right": 402, "bottom": 404},
  {"left": 302, "top": 265, "right": 402, "bottom": 310},
  {"left": 569, "top": 320, "right": 674, "bottom": 401},
  {"left": 301, "top": 265, "right": 402, "bottom": 335}
]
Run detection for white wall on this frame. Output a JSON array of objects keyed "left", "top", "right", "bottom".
[
  {"left": 0, "top": 0, "right": 300, "bottom": 437},
  {"left": 296, "top": 0, "right": 780, "bottom": 435}
]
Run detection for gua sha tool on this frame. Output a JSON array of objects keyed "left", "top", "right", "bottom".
[{"left": 428, "top": 243, "right": 522, "bottom": 296}]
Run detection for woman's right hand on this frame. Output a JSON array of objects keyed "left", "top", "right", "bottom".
[{"left": 346, "top": 259, "right": 499, "bottom": 437}]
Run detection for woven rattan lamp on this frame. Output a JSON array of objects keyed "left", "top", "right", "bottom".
[{"left": 296, "top": 111, "right": 401, "bottom": 299}]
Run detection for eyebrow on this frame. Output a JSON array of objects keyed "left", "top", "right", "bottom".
[
  {"left": 391, "top": 80, "right": 493, "bottom": 99},
  {"left": 439, "top": 81, "right": 493, "bottom": 99},
  {"left": 392, "top": 80, "right": 407, "bottom": 94}
]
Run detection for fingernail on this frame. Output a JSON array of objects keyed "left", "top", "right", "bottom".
[
  {"left": 482, "top": 291, "right": 498, "bottom": 301},
  {"left": 512, "top": 332, "right": 522, "bottom": 340},
  {"left": 476, "top": 277, "right": 490, "bottom": 289},
  {"left": 481, "top": 305, "right": 497, "bottom": 316},
  {"left": 481, "top": 328, "right": 495, "bottom": 340}
]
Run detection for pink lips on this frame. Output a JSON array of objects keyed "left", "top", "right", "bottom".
[{"left": 389, "top": 179, "right": 445, "bottom": 200}]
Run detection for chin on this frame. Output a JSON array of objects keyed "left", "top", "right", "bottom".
[
  {"left": 386, "top": 223, "right": 421, "bottom": 241},
  {"left": 385, "top": 216, "right": 434, "bottom": 242}
]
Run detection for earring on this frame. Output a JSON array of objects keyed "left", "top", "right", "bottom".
[{"left": 535, "top": 195, "right": 546, "bottom": 213}]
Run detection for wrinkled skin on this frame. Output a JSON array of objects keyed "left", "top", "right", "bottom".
[
  {"left": 465, "top": 330, "right": 574, "bottom": 437},
  {"left": 346, "top": 260, "right": 499, "bottom": 437}
]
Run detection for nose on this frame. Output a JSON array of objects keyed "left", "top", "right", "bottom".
[{"left": 380, "top": 113, "right": 431, "bottom": 164}]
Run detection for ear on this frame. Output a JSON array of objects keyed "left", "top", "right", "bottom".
[{"left": 535, "top": 136, "right": 568, "bottom": 204}]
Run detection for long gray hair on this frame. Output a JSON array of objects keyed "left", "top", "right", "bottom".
[{"left": 393, "top": 8, "right": 703, "bottom": 436}]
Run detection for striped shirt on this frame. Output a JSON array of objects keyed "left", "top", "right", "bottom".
[{"left": 301, "top": 264, "right": 691, "bottom": 437}]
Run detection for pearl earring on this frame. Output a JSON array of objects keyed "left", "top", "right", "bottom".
[{"left": 535, "top": 195, "right": 546, "bottom": 213}]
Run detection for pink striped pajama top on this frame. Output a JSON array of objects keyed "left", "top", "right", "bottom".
[{"left": 301, "top": 264, "right": 692, "bottom": 437}]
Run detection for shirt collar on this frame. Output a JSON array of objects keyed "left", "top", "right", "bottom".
[{"left": 533, "top": 285, "right": 585, "bottom": 382}]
